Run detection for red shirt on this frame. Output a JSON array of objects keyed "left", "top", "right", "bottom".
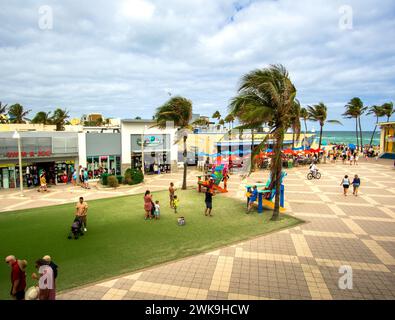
[{"left": 11, "top": 261, "right": 26, "bottom": 292}]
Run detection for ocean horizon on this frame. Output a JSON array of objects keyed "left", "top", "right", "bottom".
[{"left": 309, "top": 130, "right": 381, "bottom": 145}]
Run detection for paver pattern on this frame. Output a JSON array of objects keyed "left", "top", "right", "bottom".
[{"left": 1, "top": 160, "right": 395, "bottom": 299}]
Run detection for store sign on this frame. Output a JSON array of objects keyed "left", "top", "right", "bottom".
[
  {"left": 137, "top": 136, "right": 163, "bottom": 147},
  {"left": 6, "top": 149, "right": 52, "bottom": 158}
]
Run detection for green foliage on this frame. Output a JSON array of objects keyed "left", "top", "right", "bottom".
[
  {"left": 101, "top": 173, "right": 109, "bottom": 185},
  {"left": 107, "top": 175, "right": 119, "bottom": 188},
  {"left": 31, "top": 111, "right": 52, "bottom": 125},
  {"left": 51, "top": 108, "right": 70, "bottom": 131},
  {"left": 8, "top": 103, "right": 31, "bottom": 123},
  {"left": 123, "top": 168, "right": 144, "bottom": 185},
  {"left": 116, "top": 175, "right": 123, "bottom": 184}
]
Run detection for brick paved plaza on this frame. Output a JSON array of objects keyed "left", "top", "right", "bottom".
[{"left": 1, "top": 159, "right": 394, "bottom": 300}]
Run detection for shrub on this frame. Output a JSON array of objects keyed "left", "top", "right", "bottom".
[
  {"left": 124, "top": 169, "right": 132, "bottom": 185},
  {"left": 101, "top": 173, "right": 109, "bottom": 185},
  {"left": 107, "top": 175, "right": 119, "bottom": 188},
  {"left": 131, "top": 169, "right": 144, "bottom": 184},
  {"left": 116, "top": 175, "right": 123, "bottom": 184}
]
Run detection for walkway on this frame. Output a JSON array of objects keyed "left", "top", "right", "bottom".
[{"left": 2, "top": 160, "right": 395, "bottom": 299}]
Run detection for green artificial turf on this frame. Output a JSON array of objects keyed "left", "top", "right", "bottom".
[{"left": 0, "top": 189, "right": 302, "bottom": 300}]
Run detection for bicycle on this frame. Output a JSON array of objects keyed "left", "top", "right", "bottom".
[{"left": 307, "top": 170, "right": 321, "bottom": 180}]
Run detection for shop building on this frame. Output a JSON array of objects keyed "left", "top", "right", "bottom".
[
  {"left": 379, "top": 121, "right": 395, "bottom": 159},
  {"left": 121, "top": 119, "right": 179, "bottom": 174},
  {"left": 0, "top": 132, "right": 79, "bottom": 189}
]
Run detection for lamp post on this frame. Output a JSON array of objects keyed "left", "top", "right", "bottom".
[
  {"left": 12, "top": 130, "right": 24, "bottom": 197},
  {"left": 141, "top": 125, "right": 147, "bottom": 177}
]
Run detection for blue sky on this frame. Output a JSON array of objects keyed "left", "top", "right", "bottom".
[{"left": 0, "top": 0, "right": 394, "bottom": 130}]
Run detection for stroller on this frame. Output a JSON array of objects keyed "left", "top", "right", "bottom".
[{"left": 68, "top": 217, "right": 84, "bottom": 239}]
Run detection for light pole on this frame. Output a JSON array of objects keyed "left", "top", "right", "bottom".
[
  {"left": 12, "top": 130, "right": 24, "bottom": 197},
  {"left": 141, "top": 125, "right": 147, "bottom": 177}
]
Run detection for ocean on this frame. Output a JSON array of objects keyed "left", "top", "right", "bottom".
[{"left": 313, "top": 131, "right": 381, "bottom": 146}]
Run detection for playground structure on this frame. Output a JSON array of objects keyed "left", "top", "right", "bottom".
[
  {"left": 197, "top": 163, "right": 229, "bottom": 193},
  {"left": 245, "top": 171, "right": 287, "bottom": 214}
]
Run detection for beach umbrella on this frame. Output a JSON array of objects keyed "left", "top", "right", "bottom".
[{"left": 348, "top": 143, "right": 356, "bottom": 149}]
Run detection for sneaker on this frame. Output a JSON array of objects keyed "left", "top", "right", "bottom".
[{"left": 84, "top": 228, "right": 87, "bottom": 232}]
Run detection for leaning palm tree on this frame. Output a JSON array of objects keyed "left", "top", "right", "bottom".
[
  {"left": 8, "top": 103, "right": 31, "bottom": 123},
  {"left": 290, "top": 99, "right": 301, "bottom": 149},
  {"left": 212, "top": 110, "right": 221, "bottom": 121},
  {"left": 344, "top": 98, "right": 366, "bottom": 151},
  {"left": 367, "top": 105, "right": 385, "bottom": 147},
  {"left": 229, "top": 64, "right": 296, "bottom": 220},
  {"left": 343, "top": 100, "right": 360, "bottom": 150},
  {"left": 308, "top": 102, "right": 342, "bottom": 150},
  {"left": 0, "top": 102, "right": 8, "bottom": 123},
  {"left": 300, "top": 107, "right": 309, "bottom": 149},
  {"left": 51, "top": 108, "right": 70, "bottom": 131},
  {"left": 381, "top": 102, "right": 394, "bottom": 122},
  {"left": 154, "top": 96, "right": 193, "bottom": 190},
  {"left": 31, "top": 111, "right": 52, "bottom": 125}
]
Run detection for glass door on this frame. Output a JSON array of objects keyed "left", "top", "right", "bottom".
[{"left": 2, "top": 168, "right": 9, "bottom": 189}]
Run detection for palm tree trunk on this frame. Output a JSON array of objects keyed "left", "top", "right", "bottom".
[
  {"left": 318, "top": 124, "right": 323, "bottom": 150},
  {"left": 292, "top": 130, "right": 295, "bottom": 149},
  {"left": 250, "top": 128, "right": 255, "bottom": 171},
  {"left": 271, "top": 127, "right": 284, "bottom": 221},
  {"left": 182, "top": 135, "right": 187, "bottom": 190},
  {"left": 358, "top": 116, "right": 363, "bottom": 152},
  {"left": 355, "top": 118, "right": 359, "bottom": 149},
  {"left": 369, "top": 116, "right": 378, "bottom": 147},
  {"left": 304, "top": 119, "right": 307, "bottom": 150}
]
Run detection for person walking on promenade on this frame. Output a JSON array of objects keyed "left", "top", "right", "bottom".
[
  {"left": 32, "top": 259, "right": 54, "bottom": 300},
  {"left": 5, "top": 255, "right": 27, "bottom": 300},
  {"left": 340, "top": 175, "right": 351, "bottom": 196},
  {"left": 352, "top": 175, "right": 361, "bottom": 196},
  {"left": 169, "top": 182, "right": 176, "bottom": 208}
]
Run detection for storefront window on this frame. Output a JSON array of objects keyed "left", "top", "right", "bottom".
[{"left": 86, "top": 155, "right": 121, "bottom": 178}]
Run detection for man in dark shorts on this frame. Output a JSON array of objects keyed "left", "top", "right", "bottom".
[
  {"left": 5, "top": 255, "right": 26, "bottom": 300},
  {"left": 204, "top": 188, "right": 214, "bottom": 216},
  {"left": 169, "top": 182, "right": 176, "bottom": 208}
]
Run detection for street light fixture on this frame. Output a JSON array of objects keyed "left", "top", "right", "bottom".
[{"left": 12, "top": 130, "right": 24, "bottom": 197}]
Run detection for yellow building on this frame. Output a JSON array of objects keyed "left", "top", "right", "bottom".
[{"left": 379, "top": 122, "right": 395, "bottom": 158}]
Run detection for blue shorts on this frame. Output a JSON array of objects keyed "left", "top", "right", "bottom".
[{"left": 154, "top": 211, "right": 160, "bottom": 216}]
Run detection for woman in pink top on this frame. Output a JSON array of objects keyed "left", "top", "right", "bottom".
[{"left": 144, "top": 190, "right": 153, "bottom": 220}]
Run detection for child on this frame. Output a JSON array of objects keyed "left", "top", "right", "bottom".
[
  {"left": 154, "top": 200, "right": 160, "bottom": 220},
  {"left": 352, "top": 175, "right": 361, "bottom": 196},
  {"left": 205, "top": 188, "right": 214, "bottom": 216},
  {"left": 173, "top": 195, "right": 179, "bottom": 214},
  {"left": 169, "top": 182, "right": 176, "bottom": 208}
]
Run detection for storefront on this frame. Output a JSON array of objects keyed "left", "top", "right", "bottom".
[
  {"left": 82, "top": 133, "right": 122, "bottom": 179},
  {"left": 131, "top": 134, "right": 171, "bottom": 174},
  {"left": 0, "top": 132, "right": 79, "bottom": 189},
  {"left": 120, "top": 119, "right": 179, "bottom": 174},
  {"left": 379, "top": 122, "right": 395, "bottom": 158}
]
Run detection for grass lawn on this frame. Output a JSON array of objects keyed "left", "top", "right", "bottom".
[{"left": 0, "top": 189, "right": 303, "bottom": 300}]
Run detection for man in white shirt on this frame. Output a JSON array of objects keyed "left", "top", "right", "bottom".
[{"left": 309, "top": 162, "right": 318, "bottom": 176}]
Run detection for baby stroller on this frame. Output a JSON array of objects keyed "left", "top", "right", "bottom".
[{"left": 68, "top": 217, "right": 84, "bottom": 239}]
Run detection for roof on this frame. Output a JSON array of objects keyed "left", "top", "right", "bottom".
[
  {"left": 121, "top": 119, "right": 156, "bottom": 123},
  {"left": 378, "top": 121, "right": 395, "bottom": 126}
]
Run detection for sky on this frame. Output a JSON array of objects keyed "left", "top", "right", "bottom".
[{"left": 0, "top": 0, "right": 394, "bottom": 130}]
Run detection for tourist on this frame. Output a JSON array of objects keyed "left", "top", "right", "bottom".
[
  {"left": 349, "top": 154, "right": 354, "bottom": 165},
  {"left": 5, "top": 255, "right": 27, "bottom": 300},
  {"left": 354, "top": 152, "right": 359, "bottom": 165},
  {"left": 204, "top": 188, "right": 214, "bottom": 217},
  {"left": 309, "top": 161, "right": 318, "bottom": 177},
  {"left": 154, "top": 200, "right": 160, "bottom": 220},
  {"left": 39, "top": 170, "right": 48, "bottom": 192},
  {"left": 352, "top": 175, "right": 361, "bottom": 196},
  {"left": 173, "top": 195, "right": 179, "bottom": 214},
  {"left": 75, "top": 196, "right": 88, "bottom": 232},
  {"left": 32, "top": 259, "right": 54, "bottom": 300},
  {"left": 72, "top": 168, "right": 77, "bottom": 186},
  {"left": 42, "top": 255, "right": 58, "bottom": 300},
  {"left": 169, "top": 182, "right": 176, "bottom": 208},
  {"left": 247, "top": 185, "right": 258, "bottom": 213},
  {"left": 78, "top": 165, "right": 83, "bottom": 185},
  {"left": 80, "top": 169, "right": 85, "bottom": 187},
  {"left": 83, "top": 168, "right": 90, "bottom": 189},
  {"left": 144, "top": 190, "right": 153, "bottom": 220},
  {"left": 340, "top": 175, "right": 351, "bottom": 196}
]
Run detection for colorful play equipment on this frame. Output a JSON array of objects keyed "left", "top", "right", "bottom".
[
  {"left": 245, "top": 171, "right": 287, "bottom": 214},
  {"left": 197, "top": 163, "right": 229, "bottom": 193}
]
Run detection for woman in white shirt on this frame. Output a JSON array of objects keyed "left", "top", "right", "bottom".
[
  {"left": 32, "top": 259, "right": 54, "bottom": 300},
  {"left": 340, "top": 175, "right": 351, "bottom": 196}
]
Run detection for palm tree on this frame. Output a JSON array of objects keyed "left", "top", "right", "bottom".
[
  {"left": 31, "top": 111, "right": 52, "bottom": 125},
  {"left": 212, "top": 110, "right": 221, "bottom": 121},
  {"left": 218, "top": 119, "right": 225, "bottom": 130},
  {"left": 0, "top": 102, "right": 8, "bottom": 123},
  {"left": 154, "top": 96, "right": 193, "bottom": 190},
  {"left": 290, "top": 100, "right": 301, "bottom": 149},
  {"left": 367, "top": 105, "right": 385, "bottom": 147},
  {"left": 51, "top": 108, "right": 70, "bottom": 131},
  {"left": 229, "top": 64, "right": 296, "bottom": 220},
  {"left": 343, "top": 98, "right": 367, "bottom": 151},
  {"left": 300, "top": 107, "right": 309, "bottom": 149},
  {"left": 8, "top": 104, "right": 31, "bottom": 123},
  {"left": 224, "top": 113, "right": 235, "bottom": 130},
  {"left": 191, "top": 118, "right": 210, "bottom": 127},
  {"left": 308, "top": 102, "right": 342, "bottom": 150},
  {"left": 381, "top": 102, "right": 394, "bottom": 122}
]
